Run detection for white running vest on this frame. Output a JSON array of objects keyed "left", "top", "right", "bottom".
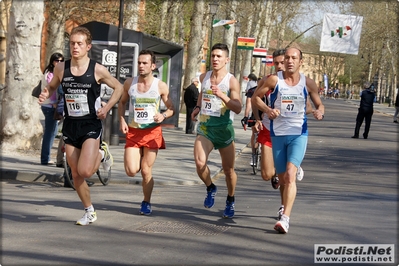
[
  {"left": 269, "top": 72, "right": 308, "bottom": 136},
  {"left": 127, "top": 77, "right": 161, "bottom": 129}
]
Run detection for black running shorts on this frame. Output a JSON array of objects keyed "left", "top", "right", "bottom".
[{"left": 62, "top": 118, "right": 102, "bottom": 149}]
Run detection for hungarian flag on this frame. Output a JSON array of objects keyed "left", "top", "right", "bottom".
[
  {"left": 253, "top": 48, "right": 267, "bottom": 58},
  {"left": 237, "top": 37, "right": 255, "bottom": 50},
  {"left": 320, "top": 13, "right": 363, "bottom": 55}
]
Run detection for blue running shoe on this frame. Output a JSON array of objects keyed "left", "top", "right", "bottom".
[
  {"left": 204, "top": 186, "right": 217, "bottom": 208},
  {"left": 139, "top": 201, "right": 152, "bottom": 215},
  {"left": 222, "top": 200, "right": 235, "bottom": 218}
]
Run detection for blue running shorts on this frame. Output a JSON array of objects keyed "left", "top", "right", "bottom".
[{"left": 271, "top": 135, "right": 307, "bottom": 174}]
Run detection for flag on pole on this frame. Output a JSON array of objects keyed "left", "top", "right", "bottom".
[
  {"left": 261, "top": 55, "right": 273, "bottom": 66},
  {"left": 320, "top": 13, "right": 363, "bottom": 55},
  {"left": 253, "top": 48, "right": 267, "bottom": 58},
  {"left": 237, "top": 37, "right": 255, "bottom": 50},
  {"left": 212, "top": 19, "right": 236, "bottom": 28},
  {"left": 266, "top": 55, "right": 273, "bottom": 66}
]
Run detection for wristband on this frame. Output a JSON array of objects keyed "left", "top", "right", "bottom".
[{"left": 194, "top": 105, "right": 200, "bottom": 111}]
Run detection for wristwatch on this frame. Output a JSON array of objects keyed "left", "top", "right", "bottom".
[{"left": 163, "top": 113, "right": 167, "bottom": 119}]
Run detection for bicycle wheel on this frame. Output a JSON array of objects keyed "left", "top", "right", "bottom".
[
  {"left": 252, "top": 149, "right": 259, "bottom": 175},
  {"left": 63, "top": 155, "right": 95, "bottom": 189},
  {"left": 97, "top": 166, "right": 111, "bottom": 186},
  {"left": 63, "top": 158, "right": 75, "bottom": 190},
  {"left": 256, "top": 146, "right": 261, "bottom": 171}
]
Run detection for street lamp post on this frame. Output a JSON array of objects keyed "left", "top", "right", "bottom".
[
  {"left": 208, "top": 1, "right": 219, "bottom": 70},
  {"left": 233, "top": 22, "right": 241, "bottom": 76}
]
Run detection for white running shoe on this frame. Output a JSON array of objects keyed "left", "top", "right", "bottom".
[
  {"left": 296, "top": 166, "right": 304, "bottom": 181},
  {"left": 274, "top": 214, "right": 289, "bottom": 234},
  {"left": 76, "top": 211, "right": 97, "bottom": 226},
  {"left": 101, "top": 141, "right": 113, "bottom": 171}
]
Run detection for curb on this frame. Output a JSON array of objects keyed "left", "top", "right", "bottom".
[
  {"left": 0, "top": 141, "right": 251, "bottom": 186},
  {"left": 0, "top": 169, "right": 63, "bottom": 183}
]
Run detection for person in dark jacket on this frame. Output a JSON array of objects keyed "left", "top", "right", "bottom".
[
  {"left": 351, "top": 82, "right": 375, "bottom": 139},
  {"left": 183, "top": 77, "right": 199, "bottom": 134},
  {"left": 393, "top": 91, "right": 399, "bottom": 123}
]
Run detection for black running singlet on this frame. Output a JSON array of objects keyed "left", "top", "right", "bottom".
[{"left": 61, "top": 59, "right": 101, "bottom": 119}]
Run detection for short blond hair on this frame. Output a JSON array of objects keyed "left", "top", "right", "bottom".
[{"left": 70, "top": 26, "right": 92, "bottom": 45}]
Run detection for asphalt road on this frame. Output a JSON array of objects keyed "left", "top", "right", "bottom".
[{"left": 1, "top": 99, "right": 398, "bottom": 266}]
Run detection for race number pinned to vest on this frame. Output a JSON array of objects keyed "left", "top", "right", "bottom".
[
  {"left": 133, "top": 102, "right": 156, "bottom": 124},
  {"left": 65, "top": 94, "right": 90, "bottom": 117},
  {"left": 201, "top": 92, "right": 221, "bottom": 117},
  {"left": 280, "top": 94, "right": 305, "bottom": 117}
]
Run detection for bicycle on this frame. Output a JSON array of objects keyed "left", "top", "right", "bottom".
[
  {"left": 241, "top": 118, "right": 261, "bottom": 175},
  {"left": 62, "top": 140, "right": 111, "bottom": 190}
]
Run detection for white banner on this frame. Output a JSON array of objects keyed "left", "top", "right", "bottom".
[
  {"left": 320, "top": 13, "right": 363, "bottom": 55},
  {"left": 212, "top": 20, "right": 236, "bottom": 28}
]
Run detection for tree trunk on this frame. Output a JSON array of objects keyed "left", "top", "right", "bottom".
[
  {"left": 222, "top": 0, "right": 237, "bottom": 73},
  {"left": 180, "top": 0, "right": 204, "bottom": 111},
  {"left": 0, "top": 1, "right": 44, "bottom": 151},
  {"left": 168, "top": 2, "right": 179, "bottom": 43},
  {"left": 158, "top": 0, "right": 168, "bottom": 39},
  {"left": 45, "top": 0, "right": 66, "bottom": 62},
  {"left": 252, "top": 0, "right": 267, "bottom": 76},
  {"left": 125, "top": 0, "right": 141, "bottom": 30}
]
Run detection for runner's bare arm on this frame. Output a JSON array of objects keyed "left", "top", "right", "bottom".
[
  {"left": 306, "top": 77, "right": 325, "bottom": 120},
  {"left": 118, "top": 78, "right": 132, "bottom": 134},
  {"left": 157, "top": 81, "right": 175, "bottom": 122},
  {"left": 214, "top": 76, "right": 241, "bottom": 114},
  {"left": 95, "top": 63, "right": 123, "bottom": 118},
  {"left": 38, "top": 63, "right": 63, "bottom": 104},
  {"left": 192, "top": 73, "right": 205, "bottom": 121},
  {"left": 252, "top": 75, "right": 276, "bottom": 116}
]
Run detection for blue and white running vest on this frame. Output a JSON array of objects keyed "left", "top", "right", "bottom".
[{"left": 269, "top": 72, "right": 308, "bottom": 136}]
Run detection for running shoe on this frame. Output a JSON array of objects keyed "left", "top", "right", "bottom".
[
  {"left": 277, "top": 206, "right": 284, "bottom": 220},
  {"left": 296, "top": 166, "right": 304, "bottom": 181},
  {"left": 76, "top": 211, "right": 97, "bottom": 226},
  {"left": 271, "top": 175, "right": 280, "bottom": 189},
  {"left": 204, "top": 185, "right": 217, "bottom": 208},
  {"left": 139, "top": 201, "right": 152, "bottom": 215},
  {"left": 101, "top": 141, "right": 113, "bottom": 171},
  {"left": 274, "top": 214, "right": 289, "bottom": 234},
  {"left": 222, "top": 200, "right": 235, "bottom": 219}
]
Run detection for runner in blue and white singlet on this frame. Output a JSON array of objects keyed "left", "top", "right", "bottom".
[{"left": 269, "top": 71, "right": 308, "bottom": 137}]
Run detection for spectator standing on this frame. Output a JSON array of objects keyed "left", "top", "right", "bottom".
[
  {"left": 183, "top": 77, "right": 199, "bottom": 134},
  {"left": 351, "top": 82, "right": 375, "bottom": 139},
  {"left": 393, "top": 92, "right": 399, "bottom": 123},
  {"left": 39, "top": 52, "right": 64, "bottom": 165}
]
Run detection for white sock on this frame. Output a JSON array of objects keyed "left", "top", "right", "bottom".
[
  {"left": 85, "top": 205, "right": 94, "bottom": 212},
  {"left": 99, "top": 150, "right": 105, "bottom": 161}
]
